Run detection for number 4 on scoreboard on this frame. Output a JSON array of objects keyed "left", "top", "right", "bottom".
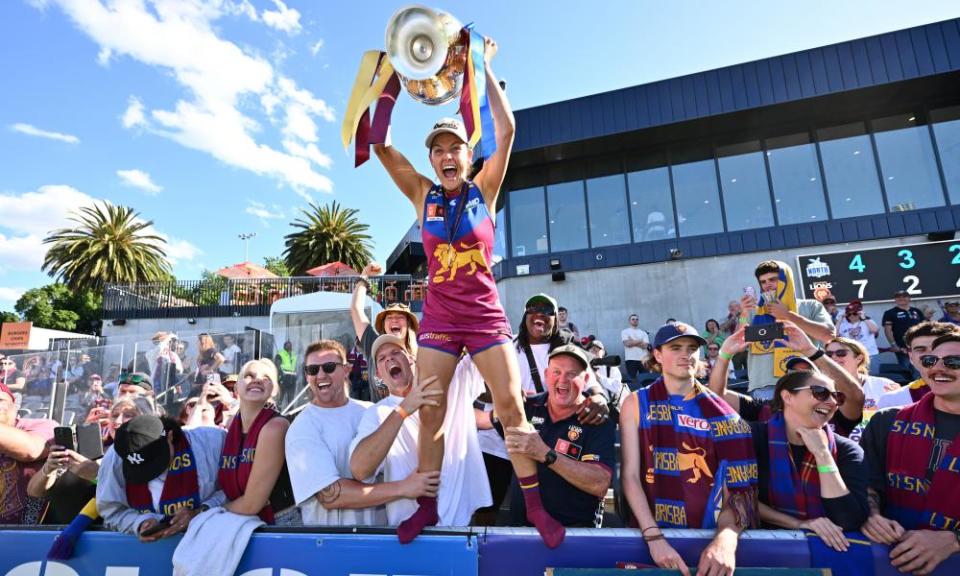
[
  {"left": 853, "top": 279, "right": 868, "bottom": 299},
  {"left": 849, "top": 254, "right": 865, "bottom": 273}
]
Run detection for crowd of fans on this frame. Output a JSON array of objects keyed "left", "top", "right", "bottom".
[{"left": 2, "top": 258, "right": 960, "bottom": 575}]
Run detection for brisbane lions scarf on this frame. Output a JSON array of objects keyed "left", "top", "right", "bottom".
[
  {"left": 218, "top": 407, "right": 280, "bottom": 523},
  {"left": 750, "top": 260, "right": 798, "bottom": 378},
  {"left": 126, "top": 434, "right": 200, "bottom": 516},
  {"left": 635, "top": 378, "right": 758, "bottom": 529},
  {"left": 885, "top": 392, "right": 960, "bottom": 531},
  {"left": 766, "top": 412, "right": 837, "bottom": 520}
]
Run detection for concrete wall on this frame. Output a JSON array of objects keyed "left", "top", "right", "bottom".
[{"left": 496, "top": 234, "right": 942, "bottom": 359}]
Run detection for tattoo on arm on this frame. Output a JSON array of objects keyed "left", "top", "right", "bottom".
[{"left": 318, "top": 480, "right": 342, "bottom": 505}]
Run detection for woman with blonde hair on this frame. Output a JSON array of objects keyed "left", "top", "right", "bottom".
[
  {"left": 195, "top": 333, "right": 224, "bottom": 385},
  {"left": 824, "top": 337, "right": 899, "bottom": 442}
]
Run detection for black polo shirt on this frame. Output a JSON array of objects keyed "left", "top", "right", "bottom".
[
  {"left": 498, "top": 393, "right": 615, "bottom": 527},
  {"left": 881, "top": 306, "right": 924, "bottom": 348}
]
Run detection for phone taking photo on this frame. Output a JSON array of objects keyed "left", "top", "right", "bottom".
[
  {"left": 744, "top": 322, "right": 785, "bottom": 343},
  {"left": 53, "top": 426, "right": 75, "bottom": 452}
]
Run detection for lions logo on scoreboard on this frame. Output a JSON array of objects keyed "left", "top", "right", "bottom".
[{"left": 805, "top": 258, "right": 831, "bottom": 279}]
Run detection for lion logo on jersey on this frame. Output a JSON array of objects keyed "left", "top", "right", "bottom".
[
  {"left": 433, "top": 241, "right": 490, "bottom": 283},
  {"left": 678, "top": 442, "right": 714, "bottom": 484}
]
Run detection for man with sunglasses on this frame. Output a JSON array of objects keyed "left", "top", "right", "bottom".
[
  {"left": 622, "top": 313, "right": 650, "bottom": 386},
  {"left": 877, "top": 322, "right": 960, "bottom": 410},
  {"left": 860, "top": 333, "right": 960, "bottom": 574},
  {"left": 286, "top": 339, "right": 437, "bottom": 527}
]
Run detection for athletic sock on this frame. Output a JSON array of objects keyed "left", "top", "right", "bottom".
[
  {"left": 397, "top": 496, "right": 439, "bottom": 544},
  {"left": 519, "top": 473, "right": 565, "bottom": 548}
]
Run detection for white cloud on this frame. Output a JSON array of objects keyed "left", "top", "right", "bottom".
[
  {"left": 39, "top": 0, "right": 335, "bottom": 196},
  {"left": 117, "top": 169, "right": 163, "bottom": 195},
  {"left": 224, "top": 0, "right": 258, "bottom": 22},
  {"left": 262, "top": 0, "right": 301, "bottom": 35},
  {"left": 10, "top": 123, "right": 80, "bottom": 144},
  {"left": 0, "top": 287, "right": 25, "bottom": 306},
  {"left": 309, "top": 39, "right": 324, "bottom": 56},
  {"left": 121, "top": 96, "right": 146, "bottom": 129},
  {"left": 245, "top": 199, "right": 285, "bottom": 226},
  {"left": 283, "top": 140, "right": 332, "bottom": 169},
  {"left": 0, "top": 233, "right": 48, "bottom": 273},
  {"left": 157, "top": 234, "right": 203, "bottom": 265}
]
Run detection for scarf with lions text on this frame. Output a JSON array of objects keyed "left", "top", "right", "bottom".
[
  {"left": 218, "top": 406, "right": 281, "bottom": 523},
  {"left": 126, "top": 434, "right": 200, "bottom": 517}
]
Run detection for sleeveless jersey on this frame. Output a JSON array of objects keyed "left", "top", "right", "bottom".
[{"left": 420, "top": 182, "right": 508, "bottom": 333}]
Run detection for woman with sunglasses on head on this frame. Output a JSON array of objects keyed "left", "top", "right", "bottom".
[
  {"left": 751, "top": 370, "right": 869, "bottom": 551},
  {"left": 217, "top": 358, "right": 295, "bottom": 524},
  {"left": 824, "top": 338, "right": 899, "bottom": 442}
]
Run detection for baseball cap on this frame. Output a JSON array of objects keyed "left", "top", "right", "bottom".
[
  {"left": 893, "top": 290, "right": 909, "bottom": 297},
  {"left": 653, "top": 322, "right": 707, "bottom": 348},
  {"left": 222, "top": 374, "right": 239, "bottom": 384},
  {"left": 425, "top": 117, "right": 469, "bottom": 148},
  {"left": 784, "top": 356, "right": 820, "bottom": 372},
  {"left": 119, "top": 372, "right": 153, "bottom": 392},
  {"left": 113, "top": 415, "right": 170, "bottom": 484},
  {"left": 547, "top": 344, "right": 593, "bottom": 371},
  {"left": 945, "top": 300, "right": 960, "bottom": 306},
  {"left": 845, "top": 300, "right": 863, "bottom": 314},
  {"left": 525, "top": 293, "right": 558, "bottom": 313},
  {"left": 370, "top": 333, "right": 407, "bottom": 363}
]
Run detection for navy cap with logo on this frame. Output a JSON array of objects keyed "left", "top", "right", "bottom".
[
  {"left": 784, "top": 356, "right": 820, "bottom": 372},
  {"left": 113, "top": 415, "right": 171, "bottom": 484},
  {"left": 653, "top": 322, "right": 708, "bottom": 348},
  {"left": 547, "top": 344, "right": 593, "bottom": 371}
]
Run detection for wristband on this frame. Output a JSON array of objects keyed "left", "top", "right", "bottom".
[
  {"left": 395, "top": 405, "right": 410, "bottom": 419},
  {"left": 816, "top": 463, "right": 839, "bottom": 474},
  {"left": 641, "top": 526, "right": 660, "bottom": 534},
  {"left": 643, "top": 533, "right": 665, "bottom": 543},
  {"left": 719, "top": 351, "right": 734, "bottom": 361},
  {"left": 807, "top": 348, "right": 825, "bottom": 363},
  {"left": 738, "top": 317, "right": 750, "bottom": 325}
]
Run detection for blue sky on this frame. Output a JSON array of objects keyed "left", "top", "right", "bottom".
[{"left": 2, "top": 0, "right": 959, "bottom": 311}]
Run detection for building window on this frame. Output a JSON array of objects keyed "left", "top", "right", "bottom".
[
  {"left": 586, "top": 174, "right": 630, "bottom": 247},
  {"left": 717, "top": 141, "right": 775, "bottom": 231},
  {"left": 765, "top": 133, "right": 828, "bottom": 225},
  {"left": 509, "top": 187, "right": 548, "bottom": 257},
  {"left": 671, "top": 158, "right": 723, "bottom": 237},
  {"left": 626, "top": 152, "right": 675, "bottom": 242},
  {"left": 931, "top": 106, "right": 960, "bottom": 205},
  {"left": 873, "top": 113, "right": 945, "bottom": 211},
  {"left": 493, "top": 208, "right": 506, "bottom": 263},
  {"left": 817, "top": 122, "right": 885, "bottom": 219},
  {"left": 547, "top": 181, "right": 589, "bottom": 252}
]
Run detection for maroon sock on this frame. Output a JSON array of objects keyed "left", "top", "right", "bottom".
[
  {"left": 397, "top": 496, "right": 438, "bottom": 544},
  {"left": 519, "top": 474, "right": 565, "bottom": 548}
]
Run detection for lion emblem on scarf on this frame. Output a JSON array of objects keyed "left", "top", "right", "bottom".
[
  {"left": 433, "top": 242, "right": 489, "bottom": 283},
  {"left": 679, "top": 442, "right": 714, "bottom": 484}
]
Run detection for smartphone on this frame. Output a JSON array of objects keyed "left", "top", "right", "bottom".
[
  {"left": 53, "top": 426, "right": 75, "bottom": 452},
  {"left": 77, "top": 422, "right": 104, "bottom": 459},
  {"left": 743, "top": 286, "right": 756, "bottom": 298},
  {"left": 744, "top": 322, "right": 785, "bottom": 343},
  {"left": 140, "top": 516, "right": 173, "bottom": 537}
]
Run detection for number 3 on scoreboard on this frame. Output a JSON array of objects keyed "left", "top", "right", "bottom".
[{"left": 852, "top": 279, "right": 868, "bottom": 299}]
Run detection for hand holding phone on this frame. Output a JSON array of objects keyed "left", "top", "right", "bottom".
[
  {"left": 744, "top": 322, "right": 785, "bottom": 343},
  {"left": 139, "top": 516, "right": 173, "bottom": 538},
  {"left": 53, "top": 426, "right": 75, "bottom": 452}
]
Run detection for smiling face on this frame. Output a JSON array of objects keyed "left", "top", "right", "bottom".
[
  {"left": 544, "top": 354, "right": 589, "bottom": 410},
  {"left": 825, "top": 341, "right": 862, "bottom": 378},
  {"left": 653, "top": 337, "right": 701, "bottom": 382},
  {"left": 382, "top": 312, "right": 409, "bottom": 339},
  {"left": 525, "top": 308, "right": 556, "bottom": 344},
  {"left": 924, "top": 341, "right": 960, "bottom": 401},
  {"left": 238, "top": 364, "right": 276, "bottom": 405},
  {"left": 375, "top": 343, "right": 414, "bottom": 396},
  {"left": 781, "top": 373, "right": 840, "bottom": 429},
  {"left": 108, "top": 402, "right": 141, "bottom": 439},
  {"left": 758, "top": 271, "right": 780, "bottom": 294},
  {"left": 429, "top": 132, "right": 471, "bottom": 192},
  {"left": 305, "top": 349, "right": 348, "bottom": 408}
]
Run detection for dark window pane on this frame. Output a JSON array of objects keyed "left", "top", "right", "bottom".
[
  {"left": 766, "top": 133, "right": 828, "bottom": 225},
  {"left": 873, "top": 113, "right": 944, "bottom": 211},
  {"left": 717, "top": 141, "right": 774, "bottom": 231},
  {"left": 493, "top": 208, "right": 506, "bottom": 263},
  {"left": 671, "top": 159, "right": 723, "bottom": 237},
  {"left": 627, "top": 167, "right": 675, "bottom": 241},
  {"left": 931, "top": 106, "right": 960, "bottom": 204},
  {"left": 586, "top": 174, "right": 631, "bottom": 247},
  {"left": 509, "top": 187, "right": 548, "bottom": 257},
  {"left": 547, "top": 181, "right": 588, "bottom": 252},
  {"left": 817, "top": 122, "right": 885, "bottom": 219}
]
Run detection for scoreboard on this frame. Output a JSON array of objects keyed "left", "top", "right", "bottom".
[{"left": 796, "top": 239, "right": 960, "bottom": 305}]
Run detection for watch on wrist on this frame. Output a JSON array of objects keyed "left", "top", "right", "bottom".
[
  {"left": 543, "top": 449, "right": 558, "bottom": 466},
  {"left": 807, "top": 348, "right": 825, "bottom": 362}
]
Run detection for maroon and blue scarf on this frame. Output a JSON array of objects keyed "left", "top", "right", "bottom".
[
  {"left": 126, "top": 434, "right": 200, "bottom": 517},
  {"left": 218, "top": 407, "right": 280, "bottom": 523},
  {"left": 635, "top": 378, "right": 758, "bottom": 529},
  {"left": 885, "top": 392, "right": 960, "bottom": 530},
  {"left": 766, "top": 412, "right": 837, "bottom": 520}
]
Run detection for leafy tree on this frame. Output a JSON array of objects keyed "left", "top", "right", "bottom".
[
  {"left": 284, "top": 201, "right": 374, "bottom": 275},
  {"left": 1, "top": 311, "right": 19, "bottom": 323},
  {"left": 263, "top": 256, "right": 292, "bottom": 277},
  {"left": 42, "top": 202, "right": 171, "bottom": 293},
  {"left": 14, "top": 283, "right": 102, "bottom": 333}
]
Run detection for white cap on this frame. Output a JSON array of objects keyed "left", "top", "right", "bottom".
[{"left": 425, "top": 117, "right": 469, "bottom": 148}]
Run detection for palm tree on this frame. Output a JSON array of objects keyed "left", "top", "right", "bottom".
[
  {"left": 42, "top": 202, "right": 171, "bottom": 292},
  {"left": 284, "top": 201, "right": 374, "bottom": 275}
]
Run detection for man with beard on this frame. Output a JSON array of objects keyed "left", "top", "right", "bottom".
[{"left": 349, "top": 334, "right": 490, "bottom": 527}]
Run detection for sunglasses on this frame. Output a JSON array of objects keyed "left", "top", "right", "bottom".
[
  {"left": 824, "top": 349, "right": 850, "bottom": 358},
  {"left": 304, "top": 362, "right": 345, "bottom": 376},
  {"left": 793, "top": 384, "right": 846, "bottom": 406},
  {"left": 526, "top": 305, "right": 556, "bottom": 316},
  {"left": 919, "top": 354, "right": 960, "bottom": 370}
]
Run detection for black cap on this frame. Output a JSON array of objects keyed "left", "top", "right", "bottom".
[
  {"left": 784, "top": 356, "right": 820, "bottom": 372},
  {"left": 893, "top": 289, "right": 909, "bottom": 297},
  {"left": 653, "top": 322, "right": 707, "bottom": 348},
  {"left": 547, "top": 344, "right": 593, "bottom": 371},
  {"left": 113, "top": 415, "right": 170, "bottom": 484}
]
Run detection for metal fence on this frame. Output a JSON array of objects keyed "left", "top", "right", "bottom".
[{"left": 102, "top": 275, "right": 426, "bottom": 319}]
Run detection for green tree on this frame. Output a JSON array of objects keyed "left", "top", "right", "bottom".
[
  {"left": 42, "top": 202, "right": 171, "bottom": 293},
  {"left": 263, "top": 256, "right": 292, "bottom": 277},
  {"left": 283, "top": 201, "right": 374, "bottom": 275},
  {"left": 14, "top": 283, "right": 102, "bottom": 333},
  {"left": 1, "top": 311, "right": 19, "bottom": 323}
]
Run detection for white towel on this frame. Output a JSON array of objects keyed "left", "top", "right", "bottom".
[{"left": 172, "top": 507, "right": 264, "bottom": 576}]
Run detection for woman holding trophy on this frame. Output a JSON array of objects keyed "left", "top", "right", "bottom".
[{"left": 371, "top": 15, "right": 564, "bottom": 548}]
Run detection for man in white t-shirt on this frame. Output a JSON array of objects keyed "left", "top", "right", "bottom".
[
  {"left": 220, "top": 334, "right": 242, "bottom": 375},
  {"left": 285, "top": 339, "right": 437, "bottom": 526},
  {"left": 349, "top": 334, "right": 490, "bottom": 527},
  {"left": 621, "top": 313, "right": 650, "bottom": 386},
  {"left": 836, "top": 300, "right": 882, "bottom": 375}
]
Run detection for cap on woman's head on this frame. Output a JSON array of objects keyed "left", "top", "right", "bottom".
[{"left": 425, "top": 117, "right": 469, "bottom": 148}]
